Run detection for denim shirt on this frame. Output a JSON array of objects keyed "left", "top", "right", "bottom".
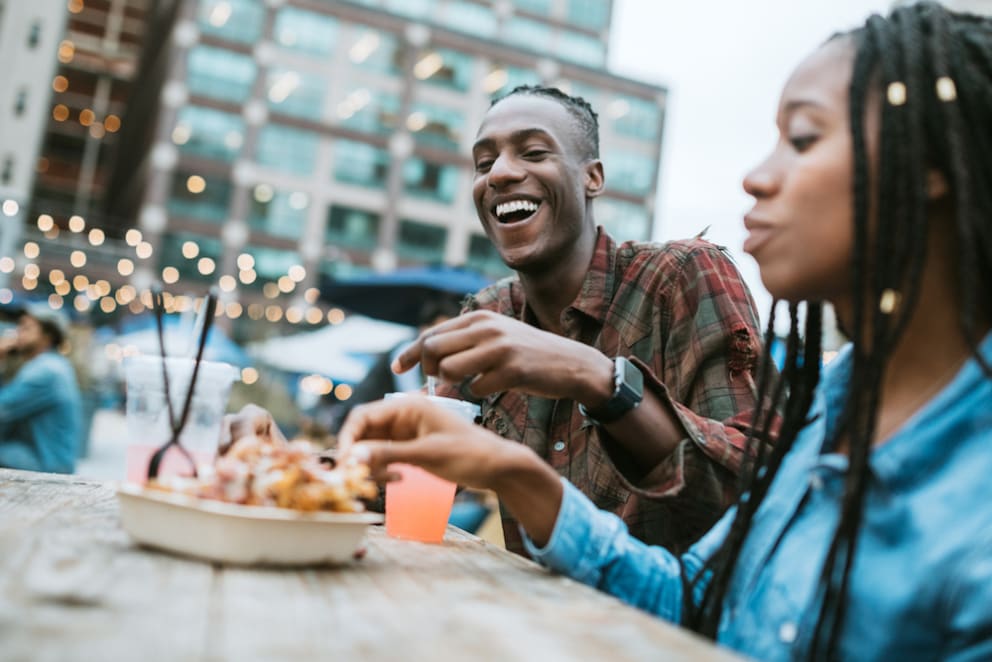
[
  {"left": 0, "top": 351, "right": 83, "bottom": 473},
  {"left": 525, "top": 337, "right": 992, "bottom": 661}
]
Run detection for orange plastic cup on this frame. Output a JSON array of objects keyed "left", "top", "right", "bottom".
[
  {"left": 385, "top": 464, "right": 457, "bottom": 543},
  {"left": 382, "top": 394, "right": 479, "bottom": 543}
]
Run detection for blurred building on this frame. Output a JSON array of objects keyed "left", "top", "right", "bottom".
[
  {"left": 0, "top": 0, "right": 68, "bottom": 290},
  {"left": 5, "top": 0, "right": 666, "bottom": 326},
  {"left": 106, "top": 0, "right": 666, "bottom": 299}
]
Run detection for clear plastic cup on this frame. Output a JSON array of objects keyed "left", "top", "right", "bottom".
[
  {"left": 123, "top": 356, "right": 239, "bottom": 484},
  {"left": 383, "top": 394, "right": 480, "bottom": 543}
]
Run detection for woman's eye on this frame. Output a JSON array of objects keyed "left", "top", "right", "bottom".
[
  {"left": 475, "top": 159, "right": 493, "bottom": 173},
  {"left": 789, "top": 135, "right": 818, "bottom": 152},
  {"left": 523, "top": 149, "right": 548, "bottom": 159}
]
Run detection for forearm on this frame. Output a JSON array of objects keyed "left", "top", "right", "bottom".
[{"left": 488, "top": 444, "right": 563, "bottom": 547}]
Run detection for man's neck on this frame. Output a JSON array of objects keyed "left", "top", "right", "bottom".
[{"left": 518, "top": 229, "right": 597, "bottom": 335}]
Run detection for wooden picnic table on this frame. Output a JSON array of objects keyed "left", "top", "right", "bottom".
[{"left": 0, "top": 469, "right": 744, "bottom": 662}]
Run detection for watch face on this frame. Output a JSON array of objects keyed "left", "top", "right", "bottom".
[{"left": 617, "top": 356, "right": 644, "bottom": 398}]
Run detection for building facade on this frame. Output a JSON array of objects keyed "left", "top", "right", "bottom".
[
  {"left": 112, "top": 0, "right": 666, "bottom": 305},
  {"left": 0, "top": 0, "right": 68, "bottom": 290}
]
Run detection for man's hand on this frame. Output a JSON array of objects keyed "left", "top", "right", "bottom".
[
  {"left": 392, "top": 310, "right": 614, "bottom": 406},
  {"left": 336, "top": 396, "right": 563, "bottom": 546}
]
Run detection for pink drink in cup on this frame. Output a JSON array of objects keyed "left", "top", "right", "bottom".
[
  {"left": 383, "top": 394, "right": 480, "bottom": 543},
  {"left": 123, "top": 356, "right": 238, "bottom": 484}
]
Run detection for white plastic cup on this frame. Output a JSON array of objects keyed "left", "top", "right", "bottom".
[
  {"left": 123, "top": 356, "right": 238, "bottom": 484},
  {"left": 383, "top": 394, "right": 480, "bottom": 543}
]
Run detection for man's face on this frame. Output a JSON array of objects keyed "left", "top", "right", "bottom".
[
  {"left": 15, "top": 315, "right": 50, "bottom": 354},
  {"left": 471, "top": 95, "right": 602, "bottom": 275}
]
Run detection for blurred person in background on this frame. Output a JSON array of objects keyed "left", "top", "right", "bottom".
[{"left": 0, "top": 303, "right": 83, "bottom": 473}]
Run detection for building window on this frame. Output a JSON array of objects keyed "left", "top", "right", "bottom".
[
  {"left": 503, "top": 17, "right": 552, "bottom": 55},
  {"left": 326, "top": 205, "right": 380, "bottom": 252},
  {"left": 197, "top": 0, "right": 265, "bottom": 44},
  {"left": 173, "top": 106, "right": 245, "bottom": 163},
  {"left": 167, "top": 169, "right": 233, "bottom": 223},
  {"left": 273, "top": 6, "right": 337, "bottom": 57},
  {"left": 484, "top": 64, "right": 541, "bottom": 99},
  {"left": 27, "top": 21, "right": 41, "bottom": 48},
  {"left": 13, "top": 89, "right": 27, "bottom": 115},
  {"left": 512, "top": 0, "right": 553, "bottom": 16},
  {"left": 160, "top": 232, "right": 223, "bottom": 282},
  {"left": 337, "top": 87, "right": 400, "bottom": 136},
  {"left": 558, "top": 30, "right": 605, "bottom": 67},
  {"left": 610, "top": 95, "right": 663, "bottom": 142},
  {"left": 412, "top": 48, "right": 476, "bottom": 92},
  {"left": 407, "top": 101, "right": 463, "bottom": 151},
  {"left": 248, "top": 245, "right": 301, "bottom": 282},
  {"left": 255, "top": 125, "right": 318, "bottom": 176},
  {"left": 383, "top": 0, "right": 435, "bottom": 19},
  {"left": 1, "top": 156, "right": 14, "bottom": 185},
  {"left": 346, "top": 27, "right": 401, "bottom": 75},
  {"left": 596, "top": 198, "right": 651, "bottom": 242},
  {"left": 186, "top": 46, "right": 256, "bottom": 104},
  {"left": 248, "top": 188, "right": 309, "bottom": 240},
  {"left": 402, "top": 158, "right": 459, "bottom": 203},
  {"left": 437, "top": 2, "right": 496, "bottom": 39},
  {"left": 604, "top": 151, "right": 656, "bottom": 197},
  {"left": 266, "top": 67, "right": 326, "bottom": 121},
  {"left": 467, "top": 234, "right": 512, "bottom": 279},
  {"left": 332, "top": 140, "right": 389, "bottom": 189},
  {"left": 396, "top": 219, "right": 447, "bottom": 263},
  {"left": 565, "top": 0, "right": 611, "bottom": 32}
]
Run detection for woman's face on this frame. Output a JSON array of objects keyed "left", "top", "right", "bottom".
[{"left": 742, "top": 38, "right": 870, "bottom": 307}]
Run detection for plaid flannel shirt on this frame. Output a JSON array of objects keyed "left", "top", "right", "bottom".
[{"left": 441, "top": 228, "right": 767, "bottom": 556}]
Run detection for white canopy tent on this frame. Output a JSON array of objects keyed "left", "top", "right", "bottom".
[{"left": 247, "top": 315, "right": 415, "bottom": 383}]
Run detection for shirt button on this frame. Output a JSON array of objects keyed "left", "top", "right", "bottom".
[
  {"left": 778, "top": 622, "right": 798, "bottom": 644},
  {"left": 552, "top": 440, "right": 566, "bottom": 452},
  {"left": 810, "top": 474, "right": 824, "bottom": 491}
]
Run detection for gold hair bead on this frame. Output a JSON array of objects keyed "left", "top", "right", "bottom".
[
  {"left": 879, "top": 289, "right": 901, "bottom": 314},
  {"left": 887, "top": 81, "right": 907, "bottom": 106},
  {"left": 935, "top": 76, "right": 957, "bottom": 102}
]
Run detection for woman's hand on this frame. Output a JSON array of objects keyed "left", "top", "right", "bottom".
[
  {"left": 218, "top": 404, "right": 287, "bottom": 455},
  {"left": 337, "top": 396, "right": 564, "bottom": 546}
]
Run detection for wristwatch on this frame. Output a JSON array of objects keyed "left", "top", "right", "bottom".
[{"left": 578, "top": 356, "right": 644, "bottom": 425}]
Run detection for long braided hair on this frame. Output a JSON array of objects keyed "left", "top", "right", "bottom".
[{"left": 685, "top": 4, "right": 992, "bottom": 658}]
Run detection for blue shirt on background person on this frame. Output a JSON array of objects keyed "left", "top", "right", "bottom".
[
  {"left": 524, "top": 336, "right": 992, "bottom": 661},
  {"left": 0, "top": 304, "right": 83, "bottom": 474}
]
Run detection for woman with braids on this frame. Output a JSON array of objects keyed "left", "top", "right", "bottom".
[{"left": 336, "top": 3, "right": 992, "bottom": 659}]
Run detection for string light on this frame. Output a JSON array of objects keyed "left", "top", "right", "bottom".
[
  {"left": 23, "top": 242, "right": 40, "bottom": 259},
  {"left": 68, "top": 215, "right": 85, "bottom": 232},
  {"left": 182, "top": 241, "right": 199, "bottom": 259},
  {"left": 70, "top": 250, "right": 87, "bottom": 267},
  {"left": 117, "top": 258, "right": 134, "bottom": 276}
]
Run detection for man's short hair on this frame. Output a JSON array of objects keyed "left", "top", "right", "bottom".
[{"left": 490, "top": 85, "right": 600, "bottom": 161}]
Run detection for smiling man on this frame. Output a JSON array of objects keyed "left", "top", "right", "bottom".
[{"left": 393, "top": 86, "right": 768, "bottom": 556}]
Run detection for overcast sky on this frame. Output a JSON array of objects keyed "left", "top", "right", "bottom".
[{"left": 608, "top": 0, "right": 892, "bottom": 320}]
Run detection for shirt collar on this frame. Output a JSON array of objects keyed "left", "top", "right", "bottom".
[
  {"left": 503, "top": 226, "right": 618, "bottom": 328},
  {"left": 567, "top": 226, "right": 617, "bottom": 325},
  {"left": 815, "top": 331, "right": 992, "bottom": 487}
]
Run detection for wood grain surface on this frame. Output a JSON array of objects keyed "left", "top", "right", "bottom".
[{"left": 0, "top": 469, "right": 744, "bottom": 662}]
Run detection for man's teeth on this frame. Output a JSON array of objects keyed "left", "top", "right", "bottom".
[{"left": 496, "top": 200, "right": 539, "bottom": 218}]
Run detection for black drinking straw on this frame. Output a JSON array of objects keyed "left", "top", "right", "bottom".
[{"left": 146, "top": 286, "right": 218, "bottom": 481}]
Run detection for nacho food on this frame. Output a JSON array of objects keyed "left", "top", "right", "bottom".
[{"left": 151, "top": 436, "right": 377, "bottom": 513}]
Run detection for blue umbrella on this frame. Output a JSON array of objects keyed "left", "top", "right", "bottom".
[{"left": 319, "top": 265, "right": 494, "bottom": 326}]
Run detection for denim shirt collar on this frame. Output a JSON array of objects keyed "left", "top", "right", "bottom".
[{"left": 814, "top": 332, "right": 992, "bottom": 488}]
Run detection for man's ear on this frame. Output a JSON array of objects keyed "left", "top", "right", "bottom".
[
  {"left": 926, "top": 169, "right": 949, "bottom": 201},
  {"left": 585, "top": 160, "right": 605, "bottom": 198}
]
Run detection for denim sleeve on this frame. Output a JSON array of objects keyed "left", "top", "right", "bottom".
[
  {"left": 0, "top": 362, "right": 60, "bottom": 425},
  {"left": 943, "top": 528, "right": 992, "bottom": 661},
  {"left": 522, "top": 478, "right": 731, "bottom": 624}
]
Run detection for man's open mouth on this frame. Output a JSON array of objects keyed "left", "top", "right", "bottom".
[{"left": 493, "top": 199, "right": 540, "bottom": 224}]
